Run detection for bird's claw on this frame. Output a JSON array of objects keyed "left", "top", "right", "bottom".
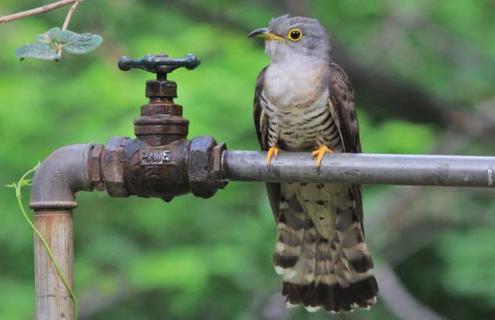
[
  {"left": 266, "top": 146, "right": 280, "bottom": 166},
  {"left": 312, "top": 145, "right": 333, "bottom": 168}
]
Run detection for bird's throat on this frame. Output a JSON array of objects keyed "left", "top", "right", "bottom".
[{"left": 264, "top": 59, "right": 330, "bottom": 109}]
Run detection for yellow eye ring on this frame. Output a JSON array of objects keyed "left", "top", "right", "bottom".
[{"left": 287, "top": 28, "right": 303, "bottom": 42}]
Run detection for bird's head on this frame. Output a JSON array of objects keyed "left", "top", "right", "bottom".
[{"left": 248, "top": 15, "right": 330, "bottom": 63}]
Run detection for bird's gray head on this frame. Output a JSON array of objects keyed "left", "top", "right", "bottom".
[{"left": 248, "top": 15, "right": 330, "bottom": 63}]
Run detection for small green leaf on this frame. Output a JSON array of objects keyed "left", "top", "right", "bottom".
[
  {"left": 18, "top": 28, "right": 103, "bottom": 60},
  {"left": 15, "top": 43, "right": 58, "bottom": 60},
  {"left": 63, "top": 32, "right": 103, "bottom": 54},
  {"left": 20, "top": 179, "right": 32, "bottom": 187},
  {"left": 38, "top": 27, "right": 76, "bottom": 45},
  {"left": 45, "top": 27, "right": 67, "bottom": 43},
  {"left": 55, "top": 29, "right": 79, "bottom": 44},
  {"left": 45, "top": 27, "right": 62, "bottom": 38},
  {"left": 36, "top": 33, "right": 52, "bottom": 44}
]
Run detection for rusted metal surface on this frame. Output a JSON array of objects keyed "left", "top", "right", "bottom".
[
  {"left": 124, "top": 138, "right": 191, "bottom": 201},
  {"left": 98, "top": 135, "right": 227, "bottom": 202},
  {"left": 30, "top": 54, "right": 227, "bottom": 320},
  {"left": 188, "top": 137, "right": 228, "bottom": 198},
  {"left": 34, "top": 210, "right": 74, "bottom": 320},
  {"left": 30, "top": 144, "right": 95, "bottom": 210},
  {"left": 101, "top": 137, "right": 130, "bottom": 197},
  {"left": 145, "top": 79, "right": 177, "bottom": 98},
  {"left": 118, "top": 53, "right": 200, "bottom": 75},
  {"left": 133, "top": 78, "right": 189, "bottom": 145},
  {"left": 88, "top": 144, "right": 104, "bottom": 191},
  {"left": 104, "top": 54, "right": 228, "bottom": 201},
  {"left": 121, "top": 54, "right": 194, "bottom": 146},
  {"left": 31, "top": 54, "right": 229, "bottom": 207}
]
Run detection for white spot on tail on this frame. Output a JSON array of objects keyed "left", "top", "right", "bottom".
[
  {"left": 286, "top": 302, "right": 298, "bottom": 309},
  {"left": 285, "top": 269, "right": 298, "bottom": 280},
  {"left": 367, "top": 297, "right": 378, "bottom": 305},
  {"left": 305, "top": 306, "right": 321, "bottom": 312},
  {"left": 274, "top": 265, "right": 285, "bottom": 275}
]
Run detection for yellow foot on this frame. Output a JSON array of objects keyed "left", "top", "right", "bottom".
[
  {"left": 266, "top": 146, "right": 280, "bottom": 166},
  {"left": 312, "top": 145, "right": 333, "bottom": 168}
]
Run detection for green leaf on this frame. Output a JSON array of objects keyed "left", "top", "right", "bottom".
[
  {"left": 63, "top": 32, "right": 103, "bottom": 54},
  {"left": 45, "top": 27, "right": 61, "bottom": 39},
  {"left": 49, "top": 28, "right": 79, "bottom": 45},
  {"left": 36, "top": 27, "right": 70, "bottom": 44},
  {"left": 15, "top": 43, "right": 58, "bottom": 60},
  {"left": 35, "top": 33, "right": 52, "bottom": 44},
  {"left": 19, "top": 28, "right": 103, "bottom": 60}
]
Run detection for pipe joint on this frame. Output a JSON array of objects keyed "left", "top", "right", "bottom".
[
  {"left": 30, "top": 144, "right": 98, "bottom": 211},
  {"left": 100, "top": 135, "right": 228, "bottom": 202}
]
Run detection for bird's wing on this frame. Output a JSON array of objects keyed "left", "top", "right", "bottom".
[
  {"left": 253, "top": 66, "right": 268, "bottom": 149},
  {"left": 329, "top": 62, "right": 361, "bottom": 153},
  {"left": 329, "top": 62, "right": 364, "bottom": 230},
  {"left": 253, "top": 67, "right": 281, "bottom": 221}
]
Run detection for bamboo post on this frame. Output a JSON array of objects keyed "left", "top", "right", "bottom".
[{"left": 34, "top": 210, "right": 74, "bottom": 320}]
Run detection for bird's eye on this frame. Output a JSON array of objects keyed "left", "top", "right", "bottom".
[{"left": 287, "top": 28, "right": 303, "bottom": 42}]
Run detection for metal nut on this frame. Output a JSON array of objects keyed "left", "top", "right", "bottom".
[
  {"left": 188, "top": 136, "right": 228, "bottom": 198},
  {"left": 102, "top": 137, "right": 130, "bottom": 197},
  {"left": 88, "top": 144, "right": 104, "bottom": 191}
]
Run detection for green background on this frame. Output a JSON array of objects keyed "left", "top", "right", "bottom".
[{"left": 1, "top": 1, "right": 495, "bottom": 319}]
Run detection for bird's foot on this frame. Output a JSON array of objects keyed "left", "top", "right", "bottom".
[
  {"left": 266, "top": 146, "right": 280, "bottom": 166},
  {"left": 312, "top": 145, "right": 333, "bottom": 168}
]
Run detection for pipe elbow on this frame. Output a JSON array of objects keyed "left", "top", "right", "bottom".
[{"left": 30, "top": 144, "right": 96, "bottom": 210}]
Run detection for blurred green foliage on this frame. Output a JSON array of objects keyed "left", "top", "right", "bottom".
[{"left": 1, "top": 1, "right": 494, "bottom": 319}]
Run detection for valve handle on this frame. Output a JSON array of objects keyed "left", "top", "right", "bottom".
[{"left": 118, "top": 53, "right": 200, "bottom": 79}]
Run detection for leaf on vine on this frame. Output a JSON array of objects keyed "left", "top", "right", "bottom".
[
  {"left": 36, "top": 33, "right": 52, "bottom": 44},
  {"left": 63, "top": 32, "right": 103, "bottom": 54},
  {"left": 16, "top": 43, "right": 58, "bottom": 60},
  {"left": 45, "top": 27, "right": 75, "bottom": 44},
  {"left": 16, "top": 27, "right": 103, "bottom": 60}
]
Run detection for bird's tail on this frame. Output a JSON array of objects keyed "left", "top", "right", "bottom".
[{"left": 273, "top": 183, "right": 378, "bottom": 313}]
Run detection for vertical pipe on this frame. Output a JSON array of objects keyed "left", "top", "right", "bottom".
[
  {"left": 30, "top": 144, "right": 98, "bottom": 320},
  {"left": 34, "top": 210, "right": 74, "bottom": 320}
]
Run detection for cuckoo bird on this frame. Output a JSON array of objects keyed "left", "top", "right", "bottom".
[{"left": 249, "top": 15, "right": 378, "bottom": 313}]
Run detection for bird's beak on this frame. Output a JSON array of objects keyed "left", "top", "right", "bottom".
[{"left": 248, "top": 27, "right": 283, "bottom": 41}]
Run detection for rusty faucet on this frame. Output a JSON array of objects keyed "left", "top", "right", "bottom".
[{"left": 29, "top": 53, "right": 228, "bottom": 320}]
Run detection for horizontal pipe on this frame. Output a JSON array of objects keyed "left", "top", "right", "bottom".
[{"left": 222, "top": 151, "right": 495, "bottom": 187}]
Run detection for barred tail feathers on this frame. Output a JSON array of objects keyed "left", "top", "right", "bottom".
[{"left": 273, "top": 183, "right": 378, "bottom": 313}]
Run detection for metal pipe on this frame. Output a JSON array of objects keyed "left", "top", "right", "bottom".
[
  {"left": 30, "top": 144, "right": 95, "bottom": 209},
  {"left": 30, "top": 144, "right": 98, "bottom": 320},
  {"left": 222, "top": 151, "right": 495, "bottom": 187}
]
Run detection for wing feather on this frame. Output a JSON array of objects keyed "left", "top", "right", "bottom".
[
  {"left": 329, "top": 62, "right": 365, "bottom": 231},
  {"left": 329, "top": 62, "right": 361, "bottom": 153},
  {"left": 253, "top": 67, "right": 281, "bottom": 221}
]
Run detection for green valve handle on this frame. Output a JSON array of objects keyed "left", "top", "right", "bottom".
[{"left": 118, "top": 53, "right": 200, "bottom": 79}]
